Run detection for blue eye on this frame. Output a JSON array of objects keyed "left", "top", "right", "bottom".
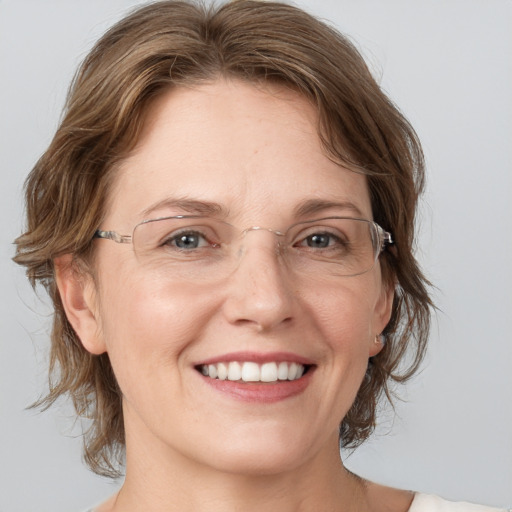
[
  {"left": 166, "top": 231, "right": 208, "bottom": 250},
  {"left": 300, "top": 231, "right": 345, "bottom": 249},
  {"left": 305, "top": 233, "right": 333, "bottom": 248}
]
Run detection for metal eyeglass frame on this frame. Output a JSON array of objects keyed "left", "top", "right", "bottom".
[{"left": 94, "top": 215, "right": 394, "bottom": 273}]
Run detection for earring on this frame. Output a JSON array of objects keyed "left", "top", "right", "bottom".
[{"left": 375, "top": 334, "right": 386, "bottom": 345}]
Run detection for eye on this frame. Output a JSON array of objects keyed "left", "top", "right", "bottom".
[
  {"left": 297, "top": 231, "right": 346, "bottom": 250},
  {"left": 163, "top": 230, "right": 211, "bottom": 250},
  {"left": 303, "top": 233, "right": 335, "bottom": 249}
]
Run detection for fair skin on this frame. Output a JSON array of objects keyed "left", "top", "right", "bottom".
[{"left": 57, "top": 80, "right": 413, "bottom": 511}]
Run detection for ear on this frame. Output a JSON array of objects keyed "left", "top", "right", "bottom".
[
  {"left": 368, "top": 279, "right": 394, "bottom": 357},
  {"left": 54, "top": 254, "right": 106, "bottom": 355}
]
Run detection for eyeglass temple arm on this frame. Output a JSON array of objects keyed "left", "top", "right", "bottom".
[
  {"left": 94, "top": 230, "right": 132, "bottom": 244},
  {"left": 376, "top": 225, "right": 393, "bottom": 252}
]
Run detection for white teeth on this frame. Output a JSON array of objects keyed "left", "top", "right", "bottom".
[
  {"left": 277, "top": 362, "right": 288, "bottom": 380},
  {"left": 227, "top": 361, "right": 242, "bottom": 381},
  {"left": 200, "top": 361, "right": 306, "bottom": 382},
  {"left": 288, "top": 362, "right": 298, "bottom": 380},
  {"left": 241, "top": 362, "right": 260, "bottom": 382},
  {"left": 261, "top": 362, "right": 278, "bottom": 382},
  {"left": 217, "top": 362, "right": 228, "bottom": 380},
  {"left": 208, "top": 364, "right": 217, "bottom": 379}
]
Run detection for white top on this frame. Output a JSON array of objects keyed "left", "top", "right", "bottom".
[
  {"left": 84, "top": 493, "right": 510, "bottom": 512},
  {"left": 409, "top": 493, "right": 510, "bottom": 512}
]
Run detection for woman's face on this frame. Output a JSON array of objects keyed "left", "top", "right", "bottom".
[{"left": 67, "top": 80, "right": 392, "bottom": 475}]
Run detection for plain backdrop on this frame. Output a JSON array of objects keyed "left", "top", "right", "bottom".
[{"left": 1, "top": 1, "right": 511, "bottom": 511}]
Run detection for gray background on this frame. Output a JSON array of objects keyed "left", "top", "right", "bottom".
[{"left": 1, "top": 1, "right": 511, "bottom": 511}]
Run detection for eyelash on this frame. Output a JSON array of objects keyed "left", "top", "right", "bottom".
[
  {"left": 160, "top": 228, "right": 349, "bottom": 251},
  {"left": 295, "top": 230, "right": 348, "bottom": 249},
  {"left": 162, "top": 229, "right": 214, "bottom": 250}
]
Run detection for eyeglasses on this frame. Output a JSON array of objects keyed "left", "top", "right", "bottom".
[{"left": 94, "top": 215, "right": 393, "bottom": 282}]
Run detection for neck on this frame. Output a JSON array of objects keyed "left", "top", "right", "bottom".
[{"left": 112, "top": 425, "right": 369, "bottom": 512}]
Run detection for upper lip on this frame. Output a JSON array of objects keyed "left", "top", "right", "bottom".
[{"left": 194, "top": 351, "right": 315, "bottom": 367}]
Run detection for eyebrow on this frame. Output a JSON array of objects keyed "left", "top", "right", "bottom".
[
  {"left": 293, "top": 199, "right": 366, "bottom": 218},
  {"left": 140, "top": 197, "right": 365, "bottom": 221},
  {"left": 140, "top": 197, "right": 228, "bottom": 218}
]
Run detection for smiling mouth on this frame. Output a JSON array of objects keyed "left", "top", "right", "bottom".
[{"left": 196, "top": 361, "right": 312, "bottom": 383}]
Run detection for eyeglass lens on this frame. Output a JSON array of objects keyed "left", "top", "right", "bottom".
[{"left": 130, "top": 216, "right": 383, "bottom": 282}]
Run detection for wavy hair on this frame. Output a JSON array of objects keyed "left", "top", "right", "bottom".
[{"left": 14, "top": 0, "right": 433, "bottom": 477}]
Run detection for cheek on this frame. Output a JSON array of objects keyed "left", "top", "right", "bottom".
[
  {"left": 96, "top": 270, "right": 217, "bottom": 379},
  {"left": 304, "top": 280, "right": 377, "bottom": 346},
  {"left": 95, "top": 279, "right": 221, "bottom": 421},
  {"left": 298, "top": 282, "right": 378, "bottom": 424}
]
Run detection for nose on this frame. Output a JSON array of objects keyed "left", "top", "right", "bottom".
[{"left": 222, "top": 231, "right": 296, "bottom": 332}]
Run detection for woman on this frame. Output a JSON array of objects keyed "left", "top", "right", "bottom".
[{"left": 12, "top": 1, "right": 509, "bottom": 511}]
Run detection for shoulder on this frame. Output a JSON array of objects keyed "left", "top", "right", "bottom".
[
  {"left": 362, "top": 482, "right": 508, "bottom": 512},
  {"left": 409, "top": 493, "right": 510, "bottom": 512}
]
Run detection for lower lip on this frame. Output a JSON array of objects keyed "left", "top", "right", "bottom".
[{"left": 199, "top": 369, "right": 314, "bottom": 403}]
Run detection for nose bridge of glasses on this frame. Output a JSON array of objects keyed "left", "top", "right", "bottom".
[
  {"left": 240, "top": 225, "right": 285, "bottom": 239},
  {"left": 234, "top": 226, "right": 286, "bottom": 261}
]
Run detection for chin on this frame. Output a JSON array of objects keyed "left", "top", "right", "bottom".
[
  {"left": 207, "top": 447, "right": 308, "bottom": 477},
  {"left": 187, "top": 423, "right": 325, "bottom": 477}
]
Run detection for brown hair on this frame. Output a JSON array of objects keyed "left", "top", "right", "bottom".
[{"left": 14, "top": 0, "right": 433, "bottom": 477}]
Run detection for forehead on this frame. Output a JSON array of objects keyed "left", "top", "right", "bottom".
[{"left": 107, "top": 79, "right": 371, "bottom": 227}]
